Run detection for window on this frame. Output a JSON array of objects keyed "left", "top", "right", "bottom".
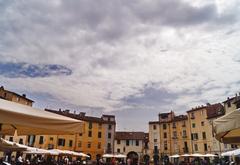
[
  {"left": 117, "top": 140, "right": 121, "bottom": 144},
  {"left": 204, "top": 143, "right": 208, "bottom": 151},
  {"left": 123, "top": 147, "right": 125, "bottom": 152},
  {"left": 19, "top": 138, "right": 23, "bottom": 144},
  {"left": 98, "top": 132, "right": 102, "bottom": 138},
  {"left": 87, "top": 142, "right": 91, "bottom": 148},
  {"left": 153, "top": 125, "right": 156, "bottom": 130},
  {"left": 201, "top": 121, "right": 204, "bottom": 126},
  {"left": 164, "top": 142, "right": 168, "bottom": 150},
  {"left": 164, "top": 132, "right": 167, "bottom": 138},
  {"left": 39, "top": 136, "right": 44, "bottom": 144},
  {"left": 58, "top": 138, "right": 65, "bottom": 146},
  {"left": 88, "top": 131, "right": 92, "bottom": 137},
  {"left": 69, "top": 140, "right": 73, "bottom": 147},
  {"left": 117, "top": 148, "right": 120, "bottom": 153},
  {"left": 126, "top": 140, "right": 129, "bottom": 146},
  {"left": 154, "top": 139, "right": 157, "bottom": 142},
  {"left": 108, "top": 133, "right": 111, "bottom": 139},
  {"left": 108, "top": 125, "right": 112, "bottom": 130},
  {"left": 191, "top": 133, "right": 198, "bottom": 140},
  {"left": 192, "top": 123, "right": 196, "bottom": 128},
  {"left": 172, "top": 122, "right": 176, "bottom": 128},
  {"left": 78, "top": 141, "right": 82, "bottom": 148},
  {"left": 163, "top": 124, "right": 167, "bottom": 130},
  {"left": 191, "top": 112, "right": 195, "bottom": 119},
  {"left": 194, "top": 144, "right": 198, "bottom": 151},
  {"left": 182, "top": 130, "right": 187, "bottom": 138},
  {"left": 227, "top": 101, "right": 231, "bottom": 107},
  {"left": 79, "top": 133, "right": 82, "bottom": 136},
  {"left": 136, "top": 140, "right": 139, "bottom": 146},
  {"left": 88, "top": 122, "right": 92, "bottom": 129},
  {"left": 9, "top": 137, "right": 13, "bottom": 142},
  {"left": 98, "top": 142, "right": 101, "bottom": 149},
  {"left": 50, "top": 137, "right": 54, "bottom": 141},
  {"left": 182, "top": 121, "right": 186, "bottom": 127},
  {"left": 173, "top": 131, "right": 177, "bottom": 138},
  {"left": 202, "top": 132, "right": 206, "bottom": 139}
]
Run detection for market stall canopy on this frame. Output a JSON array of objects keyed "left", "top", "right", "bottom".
[
  {"left": 221, "top": 149, "right": 240, "bottom": 156},
  {"left": 169, "top": 154, "right": 180, "bottom": 158},
  {"left": 24, "top": 147, "right": 51, "bottom": 155},
  {"left": 214, "top": 108, "right": 240, "bottom": 144},
  {"left": 114, "top": 154, "right": 127, "bottom": 158},
  {"left": 203, "top": 154, "right": 217, "bottom": 157},
  {"left": 103, "top": 154, "right": 115, "bottom": 158},
  {"left": 181, "top": 154, "right": 191, "bottom": 157},
  {"left": 0, "top": 99, "right": 84, "bottom": 135},
  {"left": 0, "top": 138, "right": 27, "bottom": 151},
  {"left": 191, "top": 153, "right": 205, "bottom": 157}
]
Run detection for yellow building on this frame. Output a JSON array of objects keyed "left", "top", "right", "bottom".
[
  {"left": 29, "top": 109, "right": 116, "bottom": 160},
  {"left": 0, "top": 86, "right": 34, "bottom": 146},
  {"left": 148, "top": 102, "right": 238, "bottom": 160},
  {"left": 0, "top": 86, "right": 34, "bottom": 106}
]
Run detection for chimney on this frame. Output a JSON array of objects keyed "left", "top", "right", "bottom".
[
  {"left": 64, "top": 109, "right": 70, "bottom": 113},
  {"left": 0, "top": 86, "right": 4, "bottom": 90},
  {"left": 22, "top": 94, "right": 26, "bottom": 98},
  {"left": 79, "top": 112, "right": 86, "bottom": 117},
  {"left": 59, "top": 108, "right": 62, "bottom": 112},
  {"left": 74, "top": 110, "right": 76, "bottom": 114},
  {"left": 206, "top": 103, "right": 211, "bottom": 106}
]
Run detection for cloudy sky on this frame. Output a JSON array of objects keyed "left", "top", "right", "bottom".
[{"left": 1, "top": 0, "right": 240, "bottom": 131}]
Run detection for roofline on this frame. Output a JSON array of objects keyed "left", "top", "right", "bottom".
[{"left": 3, "top": 90, "right": 34, "bottom": 102}]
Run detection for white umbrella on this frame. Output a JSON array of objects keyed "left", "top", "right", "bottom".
[
  {"left": 191, "top": 153, "right": 204, "bottom": 157},
  {"left": 169, "top": 154, "right": 180, "bottom": 158},
  {"left": 181, "top": 154, "right": 191, "bottom": 157},
  {"left": 24, "top": 147, "right": 50, "bottom": 155},
  {"left": 221, "top": 150, "right": 234, "bottom": 156},
  {"left": 103, "top": 154, "right": 114, "bottom": 158},
  {"left": 114, "top": 154, "right": 127, "bottom": 158},
  {"left": 203, "top": 154, "right": 217, "bottom": 157},
  {"left": 0, "top": 138, "right": 27, "bottom": 151}
]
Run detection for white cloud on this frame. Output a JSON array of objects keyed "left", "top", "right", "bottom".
[{"left": 0, "top": 0, "right": 240, "bottom": 120}]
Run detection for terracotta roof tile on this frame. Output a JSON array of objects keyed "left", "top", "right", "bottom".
[
  {"left": 206, "top": 103, "right": 224, "bottom": 119},
  {"left": 115, "top": 132, "right": 145, "bottom": 140}
]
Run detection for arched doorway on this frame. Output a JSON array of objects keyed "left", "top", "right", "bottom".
[
  {"left": 143, "top": 154, "right": 150, "bottom": 165},
  {"left": 127, "top": 151, "right": 139, "bottom": 165}
]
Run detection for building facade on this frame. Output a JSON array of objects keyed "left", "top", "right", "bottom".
[
  {"left": 28, "top": 109, "right": 116, "bottom": 160},
  {"left": 114, "top": 132, "right": 148, "bottom": 162},
  {"left": 148, "top": 101, "right": 239, "bottom": 159}
]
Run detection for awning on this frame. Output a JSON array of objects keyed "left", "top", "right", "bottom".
[
  {"left": 169, "top": 154, "right": 180, "bottom": 158},
  {"left": 213, "top": 108, "right": 240, "bottom": 144},
  {"left": 221, "top": 149, "right": 240, "bottom": 156},
  {"left": 0, "top": 138, "right": 27, "bottom": 151},
  {"left": 0, "top": 99, "right": 84, "bottom": 135},
  {"left": 102, "top": 154, "right": 115, "bottom": 158},
  {"left": 114, "top": 154, "right": 127, "bottom": 158}
]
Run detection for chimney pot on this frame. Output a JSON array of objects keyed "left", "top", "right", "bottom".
[{"left": 22, "top": 94, "right": 26, "bottom": 98}]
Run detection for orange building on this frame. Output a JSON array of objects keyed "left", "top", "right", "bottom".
[{"left": 28, "top": 109, "right": 116, "bottom": 160}]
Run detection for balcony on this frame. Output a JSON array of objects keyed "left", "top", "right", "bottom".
[
  {"left": 172, "top": 136, "right": 178, "bottom": 139},
  {"left": 182, "top": 135, "right": 187, "bottom": 138},
  {"left": 191, "top": 116, "right": 195, "bottom": 119}
]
